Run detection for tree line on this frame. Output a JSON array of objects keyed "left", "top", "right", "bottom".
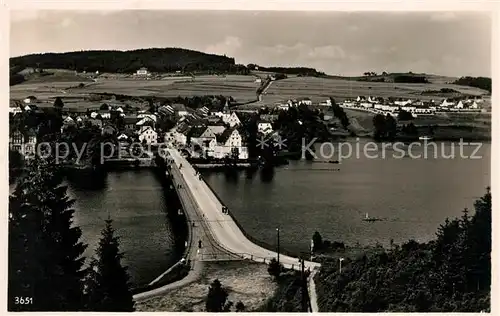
[
  {"left": 247, "top": 64, "right": 326, "bottom": 77},
  {"left": 10, "top": 48, "right": 249, "bottom": 75},
  {"left": 315, "top": 189, "right": 491, "bottom": 312},
  {"left": 452, "top": 76, "right": 491, "bottom": 93}
]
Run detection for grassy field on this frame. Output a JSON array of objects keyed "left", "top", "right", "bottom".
[
  {"left": 10, "top": 74, "right": 259, "bottom": 104},
  {"left": 135, "top": 261, "right": 275, "bottom": 312},
  {"left": 262, "top": 77, "right": 489, "bottom": 104}
]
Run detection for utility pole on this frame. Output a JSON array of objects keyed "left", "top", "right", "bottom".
[
  {"left": 300, "top": 258, "right": 309, "bottom": 312},
  {"left": 276, "top": 227, "right": 280, "bottom": 265}
]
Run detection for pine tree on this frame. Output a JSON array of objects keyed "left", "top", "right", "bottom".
[
  {"left": 86, "top": 217, "right": 135, "bottom": 311},
  {"left": 53, "top": 97, "right": 65, "bottom": 110},
  {"left": 206, "top": 279, "right": 229, "bottom": 312},
  {"left": 8, "top": 157, "right": 87, "bottom": 311}
]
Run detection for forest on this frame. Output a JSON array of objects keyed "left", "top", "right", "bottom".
[
  {"left": 10, "top": 48, "right": 249, "bottom": 74},
  {"left": 452, "top": 76, "right": 492, "bottom": 93}
]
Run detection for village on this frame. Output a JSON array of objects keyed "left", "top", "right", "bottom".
[{"left": 9, "top": 80, "right": 490, "bottom": 166}]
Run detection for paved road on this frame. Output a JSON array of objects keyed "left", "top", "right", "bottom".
[
  {"left": 133, "top": 162, "right": 233, "bottom": 302},
  {"left": 134, "top": 148, "right": 321, "bottom": 308},
  {"left": 168, "top": 148, "right": 321, "bottom": 272}
]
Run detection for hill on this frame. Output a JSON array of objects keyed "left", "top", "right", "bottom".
[
  {"left": 452, "top": 77, "right": 492, "bottom": 93},
  {"left": 10, "top": 48, "right": 249, "bottom": 75}
]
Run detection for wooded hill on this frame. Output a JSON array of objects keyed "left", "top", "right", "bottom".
[{"left": 10, "top": 48, "right": 249, "bottom": 74}]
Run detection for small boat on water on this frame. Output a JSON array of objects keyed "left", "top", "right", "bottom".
[
  {"left": 418, "top": 135, "right": 433, "bottom": 141},
  {"left": 362, "top": 213, "right": 382, "bottom": 222}
]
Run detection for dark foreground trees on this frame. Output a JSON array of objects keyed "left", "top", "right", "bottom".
[
  {"left": 9, "top": 157, "right": 135, "bottom": 311},
  {"left": 85, "top": 218, "right": 135, "bottom": 311},
  {"left": 206, "top": 279, "right": 231, "bottom": 312},
  {"left": 315, "top": 188, "right": 491, "bottom": 312},
  {"left": 9, "top": 158, "right": 87, "bottom": 311}
]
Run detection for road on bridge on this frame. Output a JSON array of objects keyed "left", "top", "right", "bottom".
[{"left": 167, "top": 148, "right": 321, "bottom": 272}]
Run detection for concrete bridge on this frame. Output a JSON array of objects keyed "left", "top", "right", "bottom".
[{"left": 133, "top": 147, "right": 320, "bottom": 311}]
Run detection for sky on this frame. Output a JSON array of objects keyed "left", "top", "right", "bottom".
[{"left": 9, "top": 10, "right": 492, "bottom": 77}]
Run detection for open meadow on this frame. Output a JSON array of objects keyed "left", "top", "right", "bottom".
[
  {"left": 10, "top": 74, "right": 260, "bottom": 104},
  {"left": 262, "top": 77, "right": 489, "bottom": 104}
]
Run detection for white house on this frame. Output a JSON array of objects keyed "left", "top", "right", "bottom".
[
  {"left": 188, "top": 126, "right": 218, "bottom": 158},
  {"left": 394, "top": 99, "right": 412, "bottom": 106},
  {"left": 175, "top": 124, "right": 190, "bottom": 145},
  {"left": 136, "top": 67, "right": 149, "bottom": 76},
  {"left": 98, "top": 110, "right": 111, "bottom": 119},
  {"left": 440, "top": 99, "right": 455, "bottom": 108},
  {"left": 219, "top": 112, "right": 241, "bottom": 127},
  {"left": 401, "top": 106, "right": 416, "bottom": 113},
  {"left": 360, "top": 102, "right": 374, "bottom": 108},
  {"left": 277, "top": 103, "right": 290, "bottom": 111},
  {"left": 9, "top": 107, "right": 22, "bottom": 115},
  {"left": 206, "top": 125, "right": 226, "bottom": 135},
  {"left": 138, "top": 126, "right": 158, "bottom": 145},
  {"left": 137, "top": 113, "right": 157, "bottom": 121},
  {"left": 319, "top": 99, "right": 332, "bottom": 106},
  {"left": 23, "top": 96, "right": 37, "bottom": 104},
  {"left": 214, "top": 128, "right": 248, "bottom": 160},
  {"left": 297, "top": 97, "right": 313, "bottom": 106},
  {"left": 414, "top": 107, "right": 433, "bottom": 114},
  {"left": 456, "top": 101, "right": 464, "bottom": 109},
  {"left": 9, "top": 129, "right": 37, "bottom": 158},
  {"left": 258, "top": 121, "right": 273, "bottom": 135},
  {"left": 117, "top": 133, "right": 129, "bottom": 141},
  {"left": 470, "top": 101, "right": 479, "bottom": 109},
  {"left": 342, "top": 100, "right": 356, "bottom": 107}
]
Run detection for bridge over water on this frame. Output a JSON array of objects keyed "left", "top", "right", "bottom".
[{"left": 134, "top": 147, "right": 320, "bottom": 312}]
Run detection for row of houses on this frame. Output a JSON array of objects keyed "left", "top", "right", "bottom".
[{"left": 340, "top": 95, "right": 485, "bottom": 117}]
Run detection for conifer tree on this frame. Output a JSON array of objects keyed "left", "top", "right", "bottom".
[
  {"left": 86, "top": 217, "right": 135, "bottom": 311},
  {"left": 8, "top": 157, "right": 87, "bottom": 311},
  {"left": 206, "top": 279, "right": 229, "bottom": 312}
]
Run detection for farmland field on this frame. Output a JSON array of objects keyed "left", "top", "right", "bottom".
[
  {"left": 10, "top": 74, "right": 259, "bottom": 104},
  {"left": 262, "top": 77, "right": 489, "bottom": 104}
]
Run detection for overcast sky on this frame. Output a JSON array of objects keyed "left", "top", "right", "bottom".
[{"left": 10, "top": 10, "right": 491, "bottom": 77}]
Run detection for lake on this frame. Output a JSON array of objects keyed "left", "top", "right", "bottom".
[
  {"left": 15, "top": 139, "right": 489, "bottom": 287},
  {"left": 66, "top": 170, "right": 177, "bottom": 288},
  {"left": 202, "top": 139, "right": 491, "bottom": 254}
]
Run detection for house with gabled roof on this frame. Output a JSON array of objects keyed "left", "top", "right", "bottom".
[
  {"left": 217, "top": 112, "right": 241, "bottom": 127},
  {"left": 213, "top": 128, "right": 248, "bottom": 160},
  {"left": 175, "top": 122, "right": 191, "bottom": 145},
  {"left": 440, "top": 99, "right": 455, "bottom": 108},
  {"left": 9, "top": 128, "right": 37, "bottom": 158},
  {"left": 297, "top": 97, "right": 312, "bottom": 106},
  {"left": 258, "top": 120, "right": 273, "bottom": 135},
  {"left": 138, "top": 126, "right": 157, "bottom": 145},
  {"left": 187, "top": 126, "right": 217, "bottom": 158}
]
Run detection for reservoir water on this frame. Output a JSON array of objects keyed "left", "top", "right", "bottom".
[
  {"left": 203, "top": 140, "right": 491, "bottom": 254},
  {"left": 66, "top": 170, "right": 177, "bottom": 288},
  {"left": 21, "top": 140, "right": 489, "bottom": 287}
]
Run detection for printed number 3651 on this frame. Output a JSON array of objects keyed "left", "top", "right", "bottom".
[{"left": 15, "top": 297, "right": 33, "bottom": 304}]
